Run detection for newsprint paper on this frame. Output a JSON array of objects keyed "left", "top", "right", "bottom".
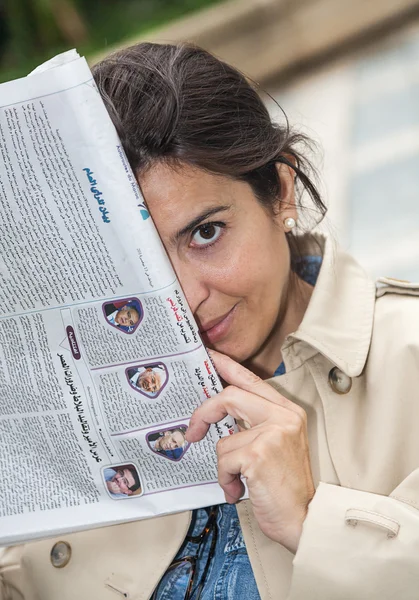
[{"left": 0, "top": 51, "right": 236, "bottom": 546}]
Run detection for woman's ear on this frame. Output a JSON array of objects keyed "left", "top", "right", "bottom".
[{"left": 274, "top": 161, "right": 298, "bottom": 227}]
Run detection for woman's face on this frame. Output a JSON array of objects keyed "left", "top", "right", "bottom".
[{"left": 140, "top": 163, "right": 297, "bottom": 367}]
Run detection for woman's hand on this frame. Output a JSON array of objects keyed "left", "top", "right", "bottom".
[{"left": 186, "top": 350, "right": 315, "bottom": 554}]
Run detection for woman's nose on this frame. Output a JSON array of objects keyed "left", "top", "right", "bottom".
[{"left": 173, "top": 262, "right": 209, "bottom": 314}]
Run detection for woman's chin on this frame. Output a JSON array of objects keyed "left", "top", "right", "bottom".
[{"left": 205, "top": 339, "right": 254, "bottom": 364}]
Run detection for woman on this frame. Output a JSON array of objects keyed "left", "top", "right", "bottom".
[{"left": 1, "top": 43, "right": 418, "bottom": 600}]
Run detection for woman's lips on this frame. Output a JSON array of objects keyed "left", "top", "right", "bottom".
[{"left": 199, "top": 305, "right": 237, "bottom": 344}]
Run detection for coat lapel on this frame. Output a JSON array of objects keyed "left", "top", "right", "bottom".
[{"left": 236, "top": 235, "right": 377, "bottom": 600}]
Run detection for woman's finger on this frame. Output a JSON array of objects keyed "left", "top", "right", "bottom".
[
  {"left": 216, "top": 425, "right": 264, "bottom": 456},
  {"left": 186, "top": 386, "right": 285, "bottom": 442},
  {"left": 216, "top": 447, "right": 247, "bottom": 503},
  {"left": 209, "top": 350, "right": 305, "bottom": 416}
]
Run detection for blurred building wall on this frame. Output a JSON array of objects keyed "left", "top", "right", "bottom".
[
  {"left": 269, "top": 22, "right": 419, "bottom": 281},
  {"left": 94, "top": 0, "right": 419, "bottom": 84}
]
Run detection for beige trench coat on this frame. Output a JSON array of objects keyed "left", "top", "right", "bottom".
[{"left": 1, "top": 235, "right": 419, "bottom": 600}]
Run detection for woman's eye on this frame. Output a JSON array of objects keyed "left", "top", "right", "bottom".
[{"left": 190, "top": 223, "right": 223, "bottom": 247}]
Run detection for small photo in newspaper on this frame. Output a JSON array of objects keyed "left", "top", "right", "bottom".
[
  {"left": 102, "top": 463, "right": 143, "bottom": 499},
  {"left": 126, "top": 362, "right": 169, "bottom": 398},
  {"left": 102, "top": 298, "right": 143, "bottom": 334},
  {"left": 146, "top": 425, "right": 190, "bottom": 462}
]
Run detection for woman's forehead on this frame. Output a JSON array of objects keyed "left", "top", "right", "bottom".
[
  {"left": 138, "top": 163, "right": 251, "bottom": 237},
  {"left": 139, "top": 162, "right": 235, "bottom": 206}
]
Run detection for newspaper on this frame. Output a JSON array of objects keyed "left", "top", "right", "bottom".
[{"left": 0, "top": 51, "right": 237, "bottom": 546}]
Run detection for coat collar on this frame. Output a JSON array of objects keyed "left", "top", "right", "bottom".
[{"left": 282, "top": 234, "right": 376, "bottom": 377}]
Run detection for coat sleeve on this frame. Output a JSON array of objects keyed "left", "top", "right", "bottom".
[
  {"left": 0, "top": 547, "right": 24, "bottom": 600},
  {"left": 287, "top": 473, "right": 419, "bottom": 600}
]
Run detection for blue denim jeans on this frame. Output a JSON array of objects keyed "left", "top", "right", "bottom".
[{"left": 155, "top": 503, "right": 261, "bottom": 600}]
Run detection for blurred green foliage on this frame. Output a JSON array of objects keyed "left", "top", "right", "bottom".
[{"left": 0, "top": 0, "right": 223, "bottom": 83}]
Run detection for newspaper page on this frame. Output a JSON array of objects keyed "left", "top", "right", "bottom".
[{"left": 0, "top": 51, "right": 237, "bottom": 546}]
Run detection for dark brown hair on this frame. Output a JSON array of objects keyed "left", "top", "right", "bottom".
[{"left": 92, "top": 42, "right": 326, "bottom": 253}]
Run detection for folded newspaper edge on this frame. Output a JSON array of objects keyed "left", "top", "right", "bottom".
[{"left": 28, "top": 49, "right": 81, "bottom": 75}]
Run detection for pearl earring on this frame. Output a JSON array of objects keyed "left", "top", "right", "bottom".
[{"left": 284, "top": 217, "right": 296, "bottom": 230}]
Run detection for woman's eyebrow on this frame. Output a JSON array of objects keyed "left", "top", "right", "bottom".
[{"left": 172, "top": 205, "right": 231, "bottom": 243}]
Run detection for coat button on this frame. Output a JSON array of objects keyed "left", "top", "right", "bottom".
[
  {"left": 50, "top": 541, "right": 72, "bottom": 568},
  {"left": 328, "top": 367, "right": 352, "bottom": 394}
]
